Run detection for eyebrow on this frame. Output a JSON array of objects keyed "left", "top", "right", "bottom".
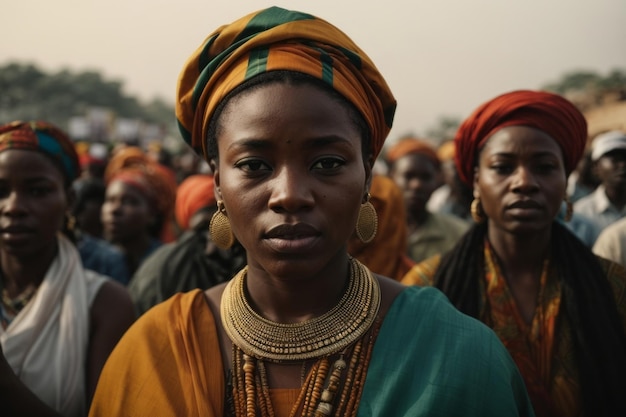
[{"left": 227, "top": 135, "right": 354, "bottom": 151}]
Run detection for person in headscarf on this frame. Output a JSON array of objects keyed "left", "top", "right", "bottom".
[
  {"left": 127, "top": 174, "right": 246, "bottom": 316},
  {"left": 386, "top": 137, "right": 470, "bottom": 263},
  {"left": 89, "top": 8, "right": 533, "bottom": 417},
  {"left": 0, "top": 121, "right": 135, "bottom": 417},
  {"left": 347, "top": 175, "right": 415, "bottom": 281},
  {"left": 101, "top": 147, "right": 177, "bottom": 278},
  {"left": 426, "top": 139, "right": 474, "bottom": 220},
  {"left": 402, "top": 90, "right": 626, "bottom": 417}
]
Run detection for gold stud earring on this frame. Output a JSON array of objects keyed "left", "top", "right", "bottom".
[
  {"left": 470, "top": 197, "right": 485, "bottom": 223},
  {"left": 209, "top": 200, "right": 235, "bottom": 249},
  {"left": 355, "top": 193, "right": 378, "bottom": 243}
]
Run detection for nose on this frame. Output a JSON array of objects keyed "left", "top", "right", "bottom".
[
  {"left": 511, "top": 166, "right": 539, "bottom": 193},
  {"left": 268, "top": 166, "right": 314, "bottom": 213}
]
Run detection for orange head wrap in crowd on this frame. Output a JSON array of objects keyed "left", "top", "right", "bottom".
[
  {"left": 454, "top": 90, "right": 588, "bottom": 185},
  {"left": 176, "top": 6, "right": 396, "bottom": 161},
  {"left": 385, "top": 137, "right": 440, "bottom": 169},
  {"left": 436, "top": 140, "right": 455, "bottom": 162},
  {"left": 104, "top": 147, "right": 177, "bottom": 226},
  {"left": 175, "top": 174, "right": 216, "bottom": 231}
]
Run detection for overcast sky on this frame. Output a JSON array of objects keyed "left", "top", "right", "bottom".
[{"left": 3, "top": 0, "right": 625, "bottom": 141}]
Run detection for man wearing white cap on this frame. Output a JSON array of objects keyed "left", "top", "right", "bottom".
[{"left": 574, "top": 130, "right": 626, "bottom": 231}]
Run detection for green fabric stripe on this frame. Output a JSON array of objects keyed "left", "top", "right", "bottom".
[
  {"left": 236, "top": 7, "right": 314, "bottom": 44},
  {"left": 191, "top": 7, "right": 315, "bottom": 113},
  {"left": 336, "top": 46, "right": 362, "bottom": 69},
  {"left": 319, "top": 49, "right": 334, "bottom": 85},
  {"left": 245, "top": 48, "right": 270, "bottom": 79}
]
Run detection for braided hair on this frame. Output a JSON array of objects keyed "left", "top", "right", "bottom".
[{"left": 434, "top": 221, "right": 626, "bottom": 416}]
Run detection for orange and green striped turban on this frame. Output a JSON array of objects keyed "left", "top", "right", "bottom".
[
  {"left": 176, "top": 6, "right": 396, "bottom": 160},
  {"left": 0, "top": 120, "right": 80, "bottom": 182}
]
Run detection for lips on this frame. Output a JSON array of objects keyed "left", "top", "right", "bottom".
[
  {"left": 264, "top": 223, "right": 320, "bottom": 253},
  {"left": 265, "top": 223, "right": 319, "bottom": 239},
  {"left": 0, "top": 224, "right": 35, "bottom": 234},
  {"left": 507, "top": 199, "right": 542, "bottom": 210}
]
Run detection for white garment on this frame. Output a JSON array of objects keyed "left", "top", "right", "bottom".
[{"left": 0, "top": 234, "right": 108, "bottom": 417}]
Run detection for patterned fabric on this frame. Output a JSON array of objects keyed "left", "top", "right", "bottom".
[
  {"left": 176, "top": 6, "right": 396, "bottom": 160},
  {"left": 454, "top": 90, "right": 587, "bottom": 186},
  {"left": 401, "top": 243, "right": 626, "bottom": 417},
  {"left": 481, "top": 241, "right": 573, "bottom": 417},
  {"left": 0, "top": 120, "right": 80, "bottom": 182}
]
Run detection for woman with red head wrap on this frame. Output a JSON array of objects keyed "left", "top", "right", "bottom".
[{"left": 403, "top": 90, "right": 626, "bottom": 417}]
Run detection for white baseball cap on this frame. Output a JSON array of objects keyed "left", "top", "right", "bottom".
[{"left": 591, "top": 130, "right": 626, "bottom": 161}]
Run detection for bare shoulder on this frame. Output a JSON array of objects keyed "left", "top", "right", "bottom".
[
  {"left": 374, "top": 273, "right": 407, "bottom": 318},
  {"left": 91, "top": 279, "right": 136, "bottom": 329}
]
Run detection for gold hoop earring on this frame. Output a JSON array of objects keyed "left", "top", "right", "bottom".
[
  {"left": 470, "top": 197, "right": 485, "bottom": 223},
  {"left": 564, "top": 196, "right": 573, "bottom": 222},
  {"left": 209, "top": 200, "right": 235, "bottom": 249},
  {"left": 355, "top": 193, "right": 378, "bottom": 243}
]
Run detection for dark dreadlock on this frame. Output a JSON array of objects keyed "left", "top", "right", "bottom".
[{"left": 434, "top": 221, "right": 626, "bottom": 416}]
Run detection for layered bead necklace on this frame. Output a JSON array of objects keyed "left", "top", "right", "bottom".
[{"left": 221, "top": 257, "right": 381, "bottom": 417}]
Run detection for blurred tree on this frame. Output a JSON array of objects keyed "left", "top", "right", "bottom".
[
  {"left": 542, "top": 68, "right": 626, "bottom": 111},
  {"left": 424, "top": 116, "right": 462, "bottom": 145},
  {"left": 0, "top": 62, "right": 175, "bottom": 138}
]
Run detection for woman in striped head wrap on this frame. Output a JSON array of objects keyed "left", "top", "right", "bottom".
[
  {"left": 90, "top": 8, "right": 533, "bottom": 417},
  {"left": 0, "top": 121, "right": 135, "bottom": 417},
  {"left": 402, "top": 90, "right": 626, "bottom": 417}
]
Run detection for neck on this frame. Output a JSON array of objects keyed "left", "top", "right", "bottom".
[
  {"left": 486, "top": 223, "right": 551, "bottom": 274},
  {"left": 0, "top": 242, "right": 58, "bottom": 296},
  {"left": 113, "top": 234, "right": 153, "bottom": 272},
  {"left": 605, "top": 184, "right": 626, "bottom": 208},
  {"left": 245, "top": 251, "right": 350, "bottom": 323},
  {"left": 407, "top": 209, "right": 429, "bottom": 230}
]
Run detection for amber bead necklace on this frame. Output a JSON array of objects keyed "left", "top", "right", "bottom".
[{"left": 222, "top": 257, "right": 382, "bottom": 416}]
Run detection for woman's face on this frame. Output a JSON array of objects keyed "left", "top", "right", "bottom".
[
  {"left": 0, "top": 149, "right": 68, "bottom": 258},
  {"left": 474, "top": 126, "right": 567, "bottom": 235},
  {"left": 101, "top": 180, "right": 155, "bottom": 244},
  {"left": 213, "top": 82, "right": 370, "bottom": 279},
  {"left": 389, "top": 154, "right": 440, "bottom": 215}
]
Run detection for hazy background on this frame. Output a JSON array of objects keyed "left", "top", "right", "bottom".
[{"left": 2, "top": 0, "right": 625, "bottom": 141}]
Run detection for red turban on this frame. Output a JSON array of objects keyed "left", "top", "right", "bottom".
[
  {"left": 454, "top": 90, "right": 588, "bottom": 185},
  {"left": 175, "top": 174, "right": 216, "bottom": 231},
  {"left": 385, "top": 138, "right": 440, "bottom": 168}
]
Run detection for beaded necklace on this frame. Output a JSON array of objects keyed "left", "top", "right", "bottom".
[
  {"left": 221, "top": 258, "right": 381, "bottom": 362},
  {"left": 0, "top": 278, "right": 38, "bottom": 329},
  {"left": 221, "top": 258, "right": 382, "bottom": 416}
]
